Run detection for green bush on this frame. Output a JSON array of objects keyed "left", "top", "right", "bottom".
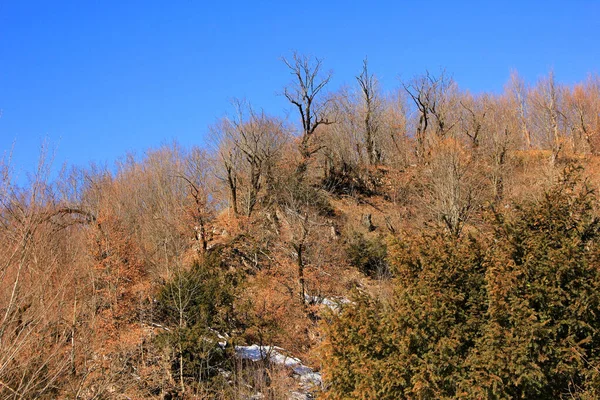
[
  {"left": 156, "top": 249, "right": 239, "bottom": 387},
  {"left": 323, "top": 167, "right": 600, "bottom": 399},
  {"left": 345, "top": 232, "right": 389, "bottom": 278}
]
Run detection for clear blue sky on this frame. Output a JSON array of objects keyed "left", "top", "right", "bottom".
[{"left": 1, "top": 1, "right": 599, "bottom": 181}]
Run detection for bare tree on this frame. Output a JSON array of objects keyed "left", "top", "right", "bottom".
[
  {"left": 213, "top": 120, "right": 242, "bottom": 216},
  {"left": 177, "top": 147, "right": 214, "bottom": 254},
  {"left": 214, "top": 100, "right": 288, "bottom": 217},
  {"left": 404, "top": 70, "right": 458, "bottom": 162},
  {"left": 381, "top": 89, "right": 410, "bottom": 168},
  {"left": 318, "top": 87, "right": 364, "bottom": 193},
  {"left": 283, "top": 52, "right": 333, "bottom": 177},
  {"left": 279, "top": 199, "right": 333, "bottom": 315},
  {"left": 231, "top": 100, "right": 287, "bottom": 216},
  {"left": 423, "top": 139, "right": 481, "bottom": 236},
  {"left": 530, "top": 70, "right": 566, "bottom": 165},
  {"left": 356, "top": 58, "right": 382, "bottom": 165},
  {"left": 507, "top": 70, "right": 533, "bottom": 149},
  {"left": 483, "top": 93, "right": 519, "bottom": 203},
  {"left": 564, "top": 76, "right": 600, "bottom": 154},
  {"left": 459, "top": 92, "right": 489, "bottom": 149}
]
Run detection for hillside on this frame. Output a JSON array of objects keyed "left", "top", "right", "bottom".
[{"left": 2, "top": 58, "right": 600, "bottom": 399}]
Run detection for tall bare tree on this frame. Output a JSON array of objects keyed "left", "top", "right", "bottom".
[
  {"left": 564, "top": 76, "right": 600, "bottom": 154},
  {"left": 459, "top": 92, "right": 489, "bottom": 149},
  {"left": 530, "top": 71, "right": 566, "bottom": 165},
  {"left": 356, "top": 58, "right": 382, "bottom": 165},
  {"left": 215, "top": 100, "right": 288, "bottom": 217},
  {"left": 213, "top": 120, "right": 242, "bottom": 216},
  {"left": 404, "top": 70, "right": 458, "bottom": 162},
  {"left": 507, "top": 71, "right": 532, "bottom": 149},
  {"left": 283, "top": 52, "right": 332, "bottom": 177},
  {"left": 178, "top": 147, "right": 214, "bottom": 254},
  {"left": 381, "top": 89, "right": 410, "bottom": 168},
  {"left": 483, "top": 93, "right": 519, "bottom": 203}
]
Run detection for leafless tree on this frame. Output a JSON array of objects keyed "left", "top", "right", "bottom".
[
  {"left": 564, "top": 76, "right": 600, "bottom": 154},
  {"left": 325, "top": 66, "right": 407, "bottom": 173},
  {"left": 380, "top": 90, "right": 410, "bottom": 168},
  {"left": 507, "top": 71, "right": 533, "bottom": 149},
  {"left": 357, "top": 58, "right": 382, "bottom": 165},
  {"left": 482, "top": 93, "right": 519, "bottom": 203},
  {"left": 530, "top": 70, "right": 566, "bottom": 165},
  {"left": 404, "top": 70, "right": 458, "bottom": 162},
  {"left": 459, "top": 92, "right": 489, "bottom": 149},
  {"left": 318, "top": 87, "right": 363, "bottom": 192},
  {"left": 423, "top": 139, "right": 481, "bottom": 236},
  {"left": 177, "top": 147, "right": 214, "bottom": 254},
  {"left": 212, "top": 120, "right": 242, "bottom": 215},
  {"left": 283, "top": 52, "right": 333, "bottom": 177},
  {"left": 215, "top": 100, "right": 288, "bottom": 217}
]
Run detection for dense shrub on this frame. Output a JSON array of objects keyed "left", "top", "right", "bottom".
[
  {"left": 322, "top": 168, "right": 600, "bottom": 399},
  {"left": 156, "top": 250, "right": 239, "bottom": 388},
  {"left": 345, "top": 232, "right": 389, "bottom": 278}
]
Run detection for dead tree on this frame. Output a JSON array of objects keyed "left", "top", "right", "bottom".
[
  {"left": 228, "top": 101, "right": 286, "bottom": 216},
  {"left": 531, "top": 71, "right": 566, "bottom": 165},
  {"left": 212, "top": 120, "right": 241, "bottom": 215},
  {"left": 508, "top": 71, "right": 533, "bottom": 149},
  {"left": 564, "top": 77, "right": 600, "bottom": 154},
  {"left": 357, "top": 58, "right": 381, "bottom": 165},
  {"left": 283, "top": 52, "right": 332, "bottom": 178},
  {"left": 459, "top": 93, "right": 489, "bottom": 149},
  {"left": 215, "top": 100, "right": 287, "bottom": 217},
  {"left": 404, "top": 70, "right": 457, "bottom": 162}
]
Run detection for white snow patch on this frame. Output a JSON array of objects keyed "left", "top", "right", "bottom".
[
  {"left": 304, "top": 294, "right": 350, "bottom": 311},
  {"left": 208, "top": 328, "right": 228, "bottom": 347},
  {"left": 235, "top": 345, "right": 322, "bottom": 387}
]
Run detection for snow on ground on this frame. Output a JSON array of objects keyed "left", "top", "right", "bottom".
[
  {"left": 304, "top": 294, "right": 350, "bottom": 311},
  {"left": 235, "top": 344, "right": 322, "bottom": 387}
]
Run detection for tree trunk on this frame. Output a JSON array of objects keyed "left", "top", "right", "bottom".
[{"left": 297, "top": 242, "right": 306, "bottom": 309}]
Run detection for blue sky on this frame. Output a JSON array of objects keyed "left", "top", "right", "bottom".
[{"left": 1, "top": 1, "right": 599, "bottom": 180}]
